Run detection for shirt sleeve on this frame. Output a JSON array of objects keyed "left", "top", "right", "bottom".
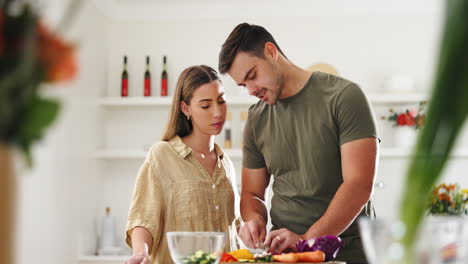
[
  {"left": 335, "top": 84, "right": 380, "bottom": 145},
  {"left": 242, "top": 110, "right": 266, "bottom": 169},
  {"left": 125, "top": 159, "right": 164, "bottom": 256}
]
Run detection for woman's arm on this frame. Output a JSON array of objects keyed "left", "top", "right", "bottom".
[
  {"left": 131, "top": 226, "right": 153, "bottom": 256},
  {"left": 125, "top": 227, "right": 154, "bottom": 264}
]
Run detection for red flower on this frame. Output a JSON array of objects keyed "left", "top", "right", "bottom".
[
  {"left": 396, "top": 113, "right": 407, "bottom": 125},
  {"left": 37, "top": 22, "right": 77, "bottom": 83},
  {"left": 439, "top": 193, "right": 451, "bottom": 202},
  {"left": 405, "top": 113, "right": 415, "bottom": 126},
  {"left": 396, "top": 113, "right": 416, "bottom": 126}
]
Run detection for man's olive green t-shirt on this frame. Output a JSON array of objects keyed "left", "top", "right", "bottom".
[{"left": 242, "top": 71, "right": 378, "bottom": 263}]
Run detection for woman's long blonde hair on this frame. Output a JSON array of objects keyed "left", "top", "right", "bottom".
[{"left": 161, "top": 65, "right": 222, "bottom": 141}]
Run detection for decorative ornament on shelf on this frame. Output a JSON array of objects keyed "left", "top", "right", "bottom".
[
  {"left": 383, "top": 102, "right": 427, "bottom": 148},
  {"left": 427, "top": 183, "right": 468, "bottom": 216},
  {"left": 422, "top": 183, "right": 468, "bottom": 263},
  {"left": 383, "top": 101, "right": 427, "bottom": 130}
]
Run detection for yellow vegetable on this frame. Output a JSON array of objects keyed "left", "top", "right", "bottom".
[{"left": 228, "top": 249, "right": 254, "bottom": 260}]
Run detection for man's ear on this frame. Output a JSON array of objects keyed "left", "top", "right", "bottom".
[
  {"left": 180, "top": 101, "right": 191, "bottom": 117},
  {"left": 264, "top": 42, "right": 278, "bottom": 61}
]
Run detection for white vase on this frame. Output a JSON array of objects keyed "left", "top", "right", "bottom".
[
  {"left": 416, "top": 216, "right": 468, "bottom": 264},
  {"left": 394, "top": 126, "right": 417, "bottom": 149},
  {"left": 358, "top": 216, "right": 468, "bottom": 264}
]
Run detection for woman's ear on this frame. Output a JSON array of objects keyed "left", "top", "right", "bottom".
[{"left": 180, "top": 101, "right": 191, "bottom": 118}]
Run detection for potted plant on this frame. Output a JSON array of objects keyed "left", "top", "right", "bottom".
[{"left": 0, "top": 1, "right": 78, "bottom": 263}]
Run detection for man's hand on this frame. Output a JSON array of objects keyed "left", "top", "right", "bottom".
[
  {"left": 238, "top": 218, "right": 267, "bottom": 249},
  {"left": 263, "top": 228, "right": 303, "bottom": 253}
]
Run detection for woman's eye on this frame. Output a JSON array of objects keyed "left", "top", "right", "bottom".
[
  {"left": 201, "top": 105, "right": 209, "bottom": 109},
  {"left": 218, "top": 100, "right": 226, "bottom": 104},
  {"left": 249, "top": 73, "right": 256, "bottom": 80}
]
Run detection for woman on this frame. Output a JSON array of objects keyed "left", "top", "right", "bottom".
[{"left": 125, "top": 65, "right": 240, "bottom": 264}]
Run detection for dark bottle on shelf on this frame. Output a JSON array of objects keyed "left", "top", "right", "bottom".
[
  {"left": 161, "top": 56, "right": 168, "bottom": 96},
  {"left": 144, "top": 56, "right": 151, "bottom": 96},
  {"left": 121, "top": 56, "right": 129, "bottom": 97}
]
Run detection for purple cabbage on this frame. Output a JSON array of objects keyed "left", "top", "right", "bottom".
[
  {"left": 296, "top": 238, "right": 314, "bottom": 253},
  {"left": 296, "top": 235, "right": 344, "bottom": 261}
]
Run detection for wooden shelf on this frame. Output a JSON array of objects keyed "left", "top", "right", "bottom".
[{"left": 98, "top": 93, "right": 427, "bottom": 107}]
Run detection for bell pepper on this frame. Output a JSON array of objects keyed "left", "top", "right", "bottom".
[
  {"left": 228, "top": 249, "right": 254, "bottom": 260},
  {"left": 220, "top": 252, "right": 237, "bottom": 262}
]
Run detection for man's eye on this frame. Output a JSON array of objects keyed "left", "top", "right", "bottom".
[
  {"left": 249, "top": 73, "right": 256, "bottom": 80},
  {"left": 218, "top": 100, "right": 226, "bottom": 104}
]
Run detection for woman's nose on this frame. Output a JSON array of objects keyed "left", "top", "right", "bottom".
[{"left": 213, "top": 104, "right": 223, "bottom": 118}]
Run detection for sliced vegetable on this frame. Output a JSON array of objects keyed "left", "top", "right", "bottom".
[
  {"left": 228, "top": 249, "right": 254, "bottom": 260},
  {"left": 296, "top": 250, "right": 325, "bottom": 262},
  {"left": 253, "top": 252, "right": 274, "bottom": 262},
  {"left": 181, "top": 250, "right": 217, "bottom": 264},
  {"left": 219, "top": 253, "right": 237, "bottom": 262},
  {"left": 296, "top": 239, "right": 314, "bottom": 252},
  {"left": 273, "top": 253, "right": 300, "bottom": 263}
]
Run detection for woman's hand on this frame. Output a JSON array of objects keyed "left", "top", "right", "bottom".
[{"left": 124, "top": 253, "right": 151, "bottom": 264}]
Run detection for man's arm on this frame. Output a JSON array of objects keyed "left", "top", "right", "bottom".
[
  {"left": 238, "top": 167, "right": 270, "bottom": 248},
  {"left": 264, "top": 137, "right": 378, "bottom": 253},
  {"left": 303, "top": 137, "right": 378, "bottom": 239}
]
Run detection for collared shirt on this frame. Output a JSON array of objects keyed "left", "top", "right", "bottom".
[{"left": 126, "top": 136, "right": 240, "bottom": 264}]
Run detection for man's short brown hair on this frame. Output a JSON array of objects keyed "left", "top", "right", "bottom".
[{"left": 218, "top": 23, "right": 286, "bottom": 74}]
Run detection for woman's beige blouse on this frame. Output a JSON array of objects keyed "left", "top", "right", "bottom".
[{"left": 126, "top": 136, "right": 240, "bottom": 264}]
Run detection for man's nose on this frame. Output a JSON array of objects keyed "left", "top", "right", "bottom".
[{"left": 246, "top": 83, "right": 258, "bottom": 96}]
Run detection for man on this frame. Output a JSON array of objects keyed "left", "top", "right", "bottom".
[{"left": 218, "top": 23, "right": 379, "bottom": 264}]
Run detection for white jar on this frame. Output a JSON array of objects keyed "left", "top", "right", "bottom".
[{"left": 394, "top": 126, "right": 418, "bottom": 149}]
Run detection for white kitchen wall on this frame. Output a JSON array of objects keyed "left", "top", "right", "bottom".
[{"left": 14, "top": 1, "right": 468, "bottom": 264}]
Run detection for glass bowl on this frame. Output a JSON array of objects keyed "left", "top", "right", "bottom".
[{"left": 166, "top": 231, "right": 226, "bottom": 264}]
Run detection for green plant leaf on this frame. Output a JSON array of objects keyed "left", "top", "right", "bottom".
[{"left": 15, "top": 95, "right": 60, "bottom": 167}]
